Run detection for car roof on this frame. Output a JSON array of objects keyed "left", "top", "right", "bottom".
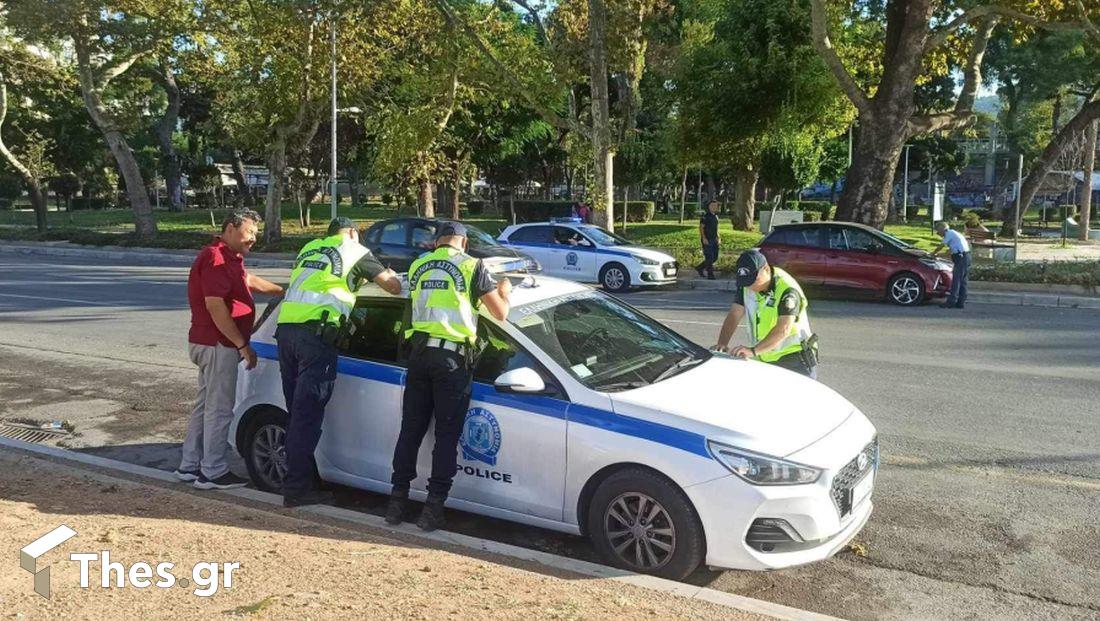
[
  {"left": 772, "top": 221, "right": 883, "bottom": 235},
  {"left": 356, "top": 273, "right": 590, "bottom": 308}
]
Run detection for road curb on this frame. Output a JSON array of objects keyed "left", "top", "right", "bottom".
[
  {"left": 0, "top": 242, "right": 294, "bottom": 269},
  {"left": 673, "top": 278, "right": 1100, "bottom": 309},
  {"left": 0, "top": 436, "right": 844, "bottom": 621}
]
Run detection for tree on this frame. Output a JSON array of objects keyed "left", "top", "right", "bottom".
[
  {"left": 0, "top": 43, "right": 54, "bottom": 230},
  {"left": 808, "top": 0, "right": 1084, "bottom": 228},
  {"left": 151, "top": 60, "right": 183, "bottom": 211}
]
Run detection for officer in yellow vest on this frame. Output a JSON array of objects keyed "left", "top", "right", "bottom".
[
  {"left": 712, "top": 250, "right": 819, "bottom": 379},
  {"left": 277, "top": 217, "right": 401, "bottom": 507},
  {"left": 385, "top": 222, "right": 512, "bottom": 531}
]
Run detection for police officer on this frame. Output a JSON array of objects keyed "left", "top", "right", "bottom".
[
  {"left": 384, "top": 222, "right": 512, "bottom": 531},
  {"left": 712, "top": 249, "right": 819, "bottom": 379},
  {"left": 276, "top": 217, "right": 401, "bottom": 507}
]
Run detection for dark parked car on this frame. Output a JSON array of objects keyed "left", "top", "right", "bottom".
[
  {"left": 363, "top": 217, "right": 538, "bottom": 273},
  {"left": 759, "top": 222, "right": 953, "bottom": 306}
]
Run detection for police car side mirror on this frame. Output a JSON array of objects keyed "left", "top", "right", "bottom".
[{"left": 494, "top": 367, "right": 546, "bottom": 394}]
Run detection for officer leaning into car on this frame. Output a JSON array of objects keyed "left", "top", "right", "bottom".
[
  {"left": 385, "top": 222, "right": 512, "bottom": 531},
  {"left": 712, "top": 249, "right": 820, "bottom": 379},
  {"left": 276, "top": 217, "right": 401, "bottom": 508}
]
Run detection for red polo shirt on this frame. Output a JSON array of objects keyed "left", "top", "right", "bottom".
[{"left": 188, "top": 239, "right": 255, "bottom": 347}]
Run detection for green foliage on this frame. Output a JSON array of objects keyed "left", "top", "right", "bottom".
[
  {"left": 789, "top": 201, "right": 833, "bottom": 220},
  {"left": 0, "top": 172, "right": 23, "bottom": 201},
  {"left": 512, "top": 200, "right": 575, "bottom": 222},
  {"left": 622, "top": 201, "right": 656, "bottom": 223}
]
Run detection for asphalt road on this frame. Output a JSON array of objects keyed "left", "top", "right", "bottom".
[{"left": 1, "top": 254, "right": 1098, "bottom": 621}]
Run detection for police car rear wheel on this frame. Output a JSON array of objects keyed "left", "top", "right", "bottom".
[
  {"left": 243, "top": 410, "right": 289, "bottom": 493},
  {"left": 587, "top": 468, "right": 705, "bottom": 580},
  {"left": 600, "top": 263, "right": 630, "bottom": 293}
]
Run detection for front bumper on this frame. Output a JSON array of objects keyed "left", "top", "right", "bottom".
[
  {"left": 687, "top": 414, "right": 877, "bottom": 570},
  {"left": 926, "top": 270, "right": 953, "bottom": 298},
  {"left": 637, "top": 261, "right": 678, "bottom": 285}
]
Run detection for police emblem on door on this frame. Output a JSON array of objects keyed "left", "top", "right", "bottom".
[
  {"left": 566, "top": 252, "right": 578, "bottom": 266},
  {"left": 460, "top": 408, "right": 501, "bottom": 466}
]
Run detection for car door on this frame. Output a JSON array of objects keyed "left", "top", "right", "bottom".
[
  {"left": 372, "top": 221, "right": 412, "bottom": 271},
  {"left": 319, "top": 298, "right": 409, "bottom": 484},
  {"left": 552, "top": 226, "right": 598, "bottom": 281},
  {"left": 840, "top": 228, "right": 892, "bottom": 292},
  {"left": 821, "top": 226, "right": 864, "bottom": 290},
  {"left": 446, "top": 322, "right": 568, "bottom": 521},
  {"left": 505, "top": 225, "right": 556, "bottom": 276},
  {"left": 773, "top": 226, "right": 826, "bottom": 285}
]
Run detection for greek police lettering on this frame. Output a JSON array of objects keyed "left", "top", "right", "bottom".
[
  {"left": 300, "top": 260, "right": 328, "bottom": 271},
  {"left": 295, "top": 246, "right": 344, "bottom": 276},
  {"left": 421, "top": 280, "right": 450, "bottom": 290},
  {"left": 410, "top": 260, "right": 466, "bottom": 292}
]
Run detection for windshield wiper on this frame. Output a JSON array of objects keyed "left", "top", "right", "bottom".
[
  {"left": 592, "top": 380, "right": 648, "bottom": 392},
  {"left": 652, "top": 355, "right": 704, "bottom": 383}
]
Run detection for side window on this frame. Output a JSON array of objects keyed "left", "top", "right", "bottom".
[
  {"left": 508, "top": 225, "right": 552, "bottom": 244},
  {"left": 409, "top": 223, "right": 437, "bottom": 250},
  {"left": 785, "top": 228, "right": 821, "bottom": 248},
  {"left": 764, "top": 229, "right": 788, "bottom": 245},
  {"left": 474, "top": 323, "right": 562, "bottom": 396},
  {"left": 826, "top": 227, "right": 848, "bottom": 251},
  {"left": 340, "top": 301, "right": 408, "bottom": 366},
  {"left": 844, "top": 229, "right": 878, "bottom": 252},
  {"left": 365, "top": 226, "right": 381, "bottom": 245},
  {"left": 552, "top": 226, "right": 588, "bottom": 246},
  {"left": 379, "top": 222, "right": 406, "bottom": 246}
]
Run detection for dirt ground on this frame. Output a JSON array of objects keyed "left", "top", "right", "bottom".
[{"left": 0, "top": 451, "right": 773, "bottom": 621}]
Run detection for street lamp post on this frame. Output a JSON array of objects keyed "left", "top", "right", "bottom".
[
  {"left": 327, "top": 12, "right": 336, "bottom": 222},
  {"left": 902, "top": 144, "right": 912, "bottom": 223},
  {"left": 1013, "top": 153, "right": 1023, "bottom": 262}
]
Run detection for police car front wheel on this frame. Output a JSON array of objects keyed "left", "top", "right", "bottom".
[
  {"left": 587, "top": 468, "right": 706, "bottom": 580},
  {"left": 600, "top": 263, "right": 631, "bottom": 293},
  {"left": 243, "top": 408, "right": 292, "bottom": 493}
]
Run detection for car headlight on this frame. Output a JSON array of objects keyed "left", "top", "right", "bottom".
[
  {"left": 523, "top": 257, "right": 542, "bottom": 273},
  {"left": 707, "top": 441, "right": 822, "bottom": 485},
  {"left": 634, "top": 255, "right": 659, "bottom": 266}
]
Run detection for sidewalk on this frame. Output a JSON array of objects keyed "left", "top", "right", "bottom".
[{"left": 0, "top": 448, "right": 787, "bottom": 621}]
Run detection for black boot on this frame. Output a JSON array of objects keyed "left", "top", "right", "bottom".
[
  {"left": 417, "top": 495, "right": 446, "bottom": 532},
  {"left": 384, "top": 493, "right": 408, "bottom": 525}
]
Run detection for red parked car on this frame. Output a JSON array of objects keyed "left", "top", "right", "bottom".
[{"left": 759, "top": 222, "right": 954, "bottom": 306}]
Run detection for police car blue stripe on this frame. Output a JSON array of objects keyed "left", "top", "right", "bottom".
[
  {"left": 251, "top": 341, "right": 709, "bottom": 459},
  {"left": 500, "top": 240, "right": 639, "bottom": 259}
]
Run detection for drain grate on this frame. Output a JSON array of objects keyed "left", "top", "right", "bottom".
[{"left": 0, "top": 422, "right": 70, "bottom": 445}]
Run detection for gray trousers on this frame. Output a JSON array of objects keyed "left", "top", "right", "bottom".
[{"left": 179, "top": 343, "right": 240, "bottom": 479}]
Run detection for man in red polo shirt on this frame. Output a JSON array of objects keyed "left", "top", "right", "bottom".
[{"left": 177, "top": 208, "right": 284, "bottom": 490}]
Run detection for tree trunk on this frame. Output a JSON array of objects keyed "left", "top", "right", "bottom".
[
  {"left": 264, "top": 132, "right": 288, "bottom": 244},
  {"left": 588, "top": 0, "right": 614, "bottom": 228},
  {"left": 451, "top": 158, "right": 462, "bottom": 220},
  {"left": 731, "top": 168, "right": 759, "bottom": 231},
  {"left": 419, "top": 180, "right": 434, "bottom": 217},
  {"left": 231, "top": 150, "right": 252, "bottom": 207},
  {"left": 154, "top": 64, "right": 183, "bottom": 212},
  {"left": 678, "top": 165, "right": 688, "bottom": 224},
  {"left": 835, "top": 116, "right": 908, "bottom": 227},
  {"left": 0, "top": 77, "right": 47, "bottom": 231},
  {"left": 1018, "top": 100, "right": 1100, "bottom": 230},
  {"left": 74, "top": 45, "right": 156, "bottom": 239},
  {"left": 1080, "top": 120, "right": 1097, "bottom": 241}
]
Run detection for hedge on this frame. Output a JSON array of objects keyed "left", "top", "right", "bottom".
[
  {"left": 466, "top": 200, "right": 485, "bottom": 215},
  {"left": 70, "top": 197, "right": 114, "bottom": 210},
  {"left": 511, "top": 200, "right": 656, "bottom": 223},
  {"left": 788, "top": 201, "right": 833, "bottom": 220},
  {"left": 621, "top": 201, "right": 655, "bottom": 223}
]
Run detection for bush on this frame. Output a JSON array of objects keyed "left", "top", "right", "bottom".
[
  {"left": 70, "top": 197, "right": 113, "bottom": 210},
  {"left": 962, "top": 210, "right": 983, "bottom": 229},
  {"left": 789, "top": 200, "right": 833, "bottom": 220},
  {"left": 623, "top": 200, "right": 655, "bottom": 223},
  {"left": 513, "top": 200, "right": 576, "bottom": 222},
  {"left": 0, "top": 173, "right": 22, "bottom": 202},
  {"left": 0, "top": 198, "right": 12, "bottom": 210},
  {"left": 466, "top": 200, "right": 485, "bottom": 215},
  {"left": 804, "top": 211, "right": 822, "bottom": 222}
]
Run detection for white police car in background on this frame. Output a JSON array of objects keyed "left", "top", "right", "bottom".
[
  {"left": 497, "top": 219, "right": 677, "bottom": 292},
  {"left": 230, "top": 275, "right": 877, "bottom": 580}
]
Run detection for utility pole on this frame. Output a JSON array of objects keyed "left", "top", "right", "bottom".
[{"left": 330, "top": 12, "right": 338, "bottom": 221}]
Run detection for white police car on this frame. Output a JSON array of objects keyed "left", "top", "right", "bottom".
[
  {"left": 497, "top": 219, "right": 677, "bottom": 292},
  {"left": 230, "top": 275, "right": 877, "bottom": 580}
]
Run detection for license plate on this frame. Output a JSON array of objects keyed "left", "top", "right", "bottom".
[
  {"left": 665, "top": 268, "right": 677, "bottom": 276},
  {"left": 851, "top": 472, "right": 874, "bottom": 508}
]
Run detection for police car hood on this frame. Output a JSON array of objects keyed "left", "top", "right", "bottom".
[
  {"left": 608, "top": 356, "right": 854, "bottom": 458},
  {"left": 612, "top": 245, "right": 675, "bottom": 263}
]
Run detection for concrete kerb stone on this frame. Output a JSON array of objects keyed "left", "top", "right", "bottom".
[
  {"left": 0, "top": 435, "right": 843, "bottom": 621},
  {"left": 0, "top": 242, "right": 294, "bottom": 269}
]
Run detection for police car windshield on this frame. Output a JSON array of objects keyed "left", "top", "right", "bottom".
[
  {"left": 461, "top": 225, "right": 501, "bottom": 249},
  {"left": 510, "top": 291, "right": 709, "bottom": 391},
  {"left": 579, "top": 226, "right": 631, "bottom": 247}
]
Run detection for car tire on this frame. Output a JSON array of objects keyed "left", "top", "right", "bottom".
[
  {"left": 600, "top": 263, "right": 631, "bottom": 293},
  {"left": 586, "top": 468, "right": 706, "bottom": 580},
  {"left": 887, "top": 272, "right": 925, "bottom": 306},
  {"left": 242, "top": 408, "right": 290, "bottom": 493}
]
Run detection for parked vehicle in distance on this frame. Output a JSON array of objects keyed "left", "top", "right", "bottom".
[
  {"left": 363, "top": 218, "right": 538, "bottom": 273},
  {"left": 498, "top": 218, "right": 677, "bottom": 293},
  {"left": 759, "top": 222, "right": 953, "bottom": 306}
]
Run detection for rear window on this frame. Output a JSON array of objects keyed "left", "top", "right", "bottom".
[
  {"left": 508, "top": 225, "right": 552, "bottom": 244},
  {"left": 378, "top": 222, "right": 406, "bottom": 245}
]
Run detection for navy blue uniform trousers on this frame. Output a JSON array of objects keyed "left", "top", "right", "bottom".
[{"left": 275, "top": 322, "right": 338, "bottom": 498}]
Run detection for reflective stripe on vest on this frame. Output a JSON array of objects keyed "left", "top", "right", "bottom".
[
  {"left": 278, "top": 234, "right": 369, "bottom": 325},
  {"left": 742, "top": 267, "right": 813, "bottom": 363},
  {"left": 406, "top": 246, "right": 479, "bottom": 345}
]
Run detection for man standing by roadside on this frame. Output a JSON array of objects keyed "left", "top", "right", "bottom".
[
  {"left": 695, "top": 200, "right": 720, "bottom": 280},
  {"left": 384, "top": 222, "right": 512, "bottom": 531},
  {"left": 177, "top": 209, "right": 284, "bottom": 490},
  {"left": 931, "top": 221, "right": 971, "bottom": 309},
  {"left": 277, "top": 217, "right": 402, "bottom": 507},
  {"left": 712, "top": 250, "right": 819, "bottom": 379}
]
